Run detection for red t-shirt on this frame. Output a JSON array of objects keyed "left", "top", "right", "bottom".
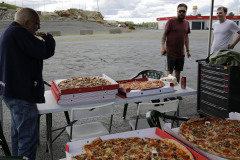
[{"left": 165, "top": 17, "right": 190, "bottom": 58}]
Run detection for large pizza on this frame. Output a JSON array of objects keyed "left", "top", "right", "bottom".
[
  {"left": 71, "top": 137, "right": 194, "bottom": 160},
  {"left": 179, "top": 117, "right": 240, "bottom": 160},
  {"left": 57, "top": 77, "right": 111, "bottom": 89},
  {"left": 119, "top": 80, "right": 165, "bottom": 90}
]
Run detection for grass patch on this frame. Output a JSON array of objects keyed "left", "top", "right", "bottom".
[
  {"left": 122, "top": 30, "right": 134, "bottom": 33},
  {"left": 0, "top": 2, "right": 21, "bottom": 10}
]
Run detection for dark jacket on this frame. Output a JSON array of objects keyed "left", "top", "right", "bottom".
[
  {"left": 0, "top": 21, "right": 55, "bottom": 103},
  {"left": 209, "top": 49, "right": 240, "bottom": 67}
]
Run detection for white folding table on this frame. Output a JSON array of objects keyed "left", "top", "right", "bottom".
[
  {"left": 0, "top": 85, "right": 197, "bottom": 160},
  {"left": 37, "top": 85, "right": 197, "bottom": 160}
]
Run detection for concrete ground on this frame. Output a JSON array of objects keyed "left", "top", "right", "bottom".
[{"left": 1, "top": 21, "right": 240, "bottom": 159}]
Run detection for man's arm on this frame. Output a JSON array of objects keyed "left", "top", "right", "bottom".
[
  {"left": 185, "top": 34, "right": 190, "bottom": 58},
  {"left": 228, "top": 31, "right": 240, "bottom": 49},
  {"left": 161, "top": 30, "right": 168, "bottom": 55},
  {"left": 211, "top": 34, "right": 214, "bottom": 45}
]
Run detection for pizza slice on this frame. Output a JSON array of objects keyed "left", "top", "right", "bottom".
[{"left": 144, "top": 137, "right": 194, "bottom": 159}]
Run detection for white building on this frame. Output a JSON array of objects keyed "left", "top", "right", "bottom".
[{"left": 157, "top": 16, "right": 240, "bottom": 30}]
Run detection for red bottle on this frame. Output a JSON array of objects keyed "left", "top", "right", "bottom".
[{"left": 181, "top": 77, "right": 186, "bottom": 89}]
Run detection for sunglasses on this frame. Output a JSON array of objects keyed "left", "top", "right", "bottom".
[{"left": 178, "top": 10, "right": 186, "bottom": 14}]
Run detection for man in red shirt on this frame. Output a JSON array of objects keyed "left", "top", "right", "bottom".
[{"left": 161, "top": 3, "right": 191, "bottom": 83}]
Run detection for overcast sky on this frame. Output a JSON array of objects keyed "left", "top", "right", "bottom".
[{"left": 4, "top": 0, "right": 240, "bottom": 23}]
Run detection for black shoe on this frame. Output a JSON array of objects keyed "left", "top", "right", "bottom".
[{"left": 177, "top": 96, "right": 183, "bottom": 100}]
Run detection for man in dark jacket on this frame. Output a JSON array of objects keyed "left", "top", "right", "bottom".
[{"left": 0, "top": 8, "right": 55, "bottom": 160}]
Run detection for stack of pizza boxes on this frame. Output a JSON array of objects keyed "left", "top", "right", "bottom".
[
  {"left": 117, "top": 78, "right": 174, "bottom": 98},
  {"left": 51, "top": 74, "right": 119, "bottom": 105}
]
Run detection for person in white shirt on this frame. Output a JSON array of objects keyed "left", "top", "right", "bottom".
[{"left": 211, "top": 6, "right": 240, "bottom": 54}]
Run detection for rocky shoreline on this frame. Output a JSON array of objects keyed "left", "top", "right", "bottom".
[
  {"left": 0, "top": 7, "right": 117, "bottom": 26},
  {"left": 0, "top": 7, "right": 123, "bottom": 36}
]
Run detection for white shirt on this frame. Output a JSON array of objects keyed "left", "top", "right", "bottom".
[{"left": 211, "top": 19, "right": 240, "bottom": 54}]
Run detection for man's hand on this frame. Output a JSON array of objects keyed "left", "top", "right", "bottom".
[
  {"left": 187, "top": 51, "right": 191, "bottom": 58},
  {"left": 161, "top": 48, "right": 167, "bottom": 56},
  {"left": 36, "top": 32, "right": 47, "bottom": 40},
  {"left": 228, "top": 44, "right": 235, "bottom": 49}
]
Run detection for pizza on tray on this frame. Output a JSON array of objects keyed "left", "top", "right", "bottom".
[
  {"left": 179, "top": 117, "right": 240, "bottom": 160},
  {"left": 57, "top": 77, "right": 111, "bottom": 89},
  {"left": 72, "top": 137, "right": 194, "bottom": 160},
  {"left": 119, "top": 80, "right": 165, "bottom": 90}
]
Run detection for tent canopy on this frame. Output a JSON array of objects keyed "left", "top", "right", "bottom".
[{"left": 207, "top": 0, "right": 214, "bottom": 56}]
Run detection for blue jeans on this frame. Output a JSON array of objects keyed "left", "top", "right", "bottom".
[{"left": 2, "top": 96, "right": 39, "bottom": 160}]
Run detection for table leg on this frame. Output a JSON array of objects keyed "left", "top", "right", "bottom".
[
  {"left": 46, "top": 113, "right": 53, "bottom": 160},
  {"left": 0, "top": 121, "right": 11, "bottom": 156},
  {"left": 64, "top": 111, "right": 70, "bottom": 124},
  {"left": 123, "top": 104, "right": 128, "bottom": 119},
  {"left": 38, "top": 115, "right": 42, "bottom": 145},
  {"left": 0, "top": 98, "right": 2, "bottom": 129},
  {"left": 176, "top": 104, "right": 180, "bottom": 127}
]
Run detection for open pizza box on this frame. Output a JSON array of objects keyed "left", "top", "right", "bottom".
[
  {"left": 65, "top": 127, "right": 207, "bottom": 160},
  {"left": 164, "top": 123, "right": 228, "bottom": 160},
  {"left": 51, "top": 73, "right": 119, "bottom": 105},
  {"left": 117, "top": 78, "right": 174, "bottom": 98}
]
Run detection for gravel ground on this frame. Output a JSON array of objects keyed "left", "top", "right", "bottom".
[
  {"left": 1, "top": 21, "right": 240, "bottom": 160},
  {"left": 0, "top": 20, "right": 121, "bottom": 35}
]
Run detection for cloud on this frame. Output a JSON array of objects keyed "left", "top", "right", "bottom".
[
  {"left": 98, "top": 0, "right": 140, "bottom": 17},
  {"left": 4, "top": 0, "right": 240, "bottom": 23},
  {"left": 189, "top": 0, "right": 240, "bottom": 16}
]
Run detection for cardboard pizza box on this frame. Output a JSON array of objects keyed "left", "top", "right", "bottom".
[
  {"left": 51, "top": 88, "right": 117, "bottom": 105},
  {"left": 164, "top": 123, "right": 228, "bottom": 160},
  {"left": 117, "top": 78, "right": 174, "bottom": 98},
  {"left": 65, "top": 127, "right": 207, "bottom": 160},
  {"left": 51, "top": 73, "right": 119, "bottom": 95},
  {"left": 51, "top": 74, "right": 119, "bottom": 105}
]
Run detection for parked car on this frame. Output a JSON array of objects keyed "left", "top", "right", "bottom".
[{"left": 118, "top": 24, "right": 127, "bottom": 28}]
